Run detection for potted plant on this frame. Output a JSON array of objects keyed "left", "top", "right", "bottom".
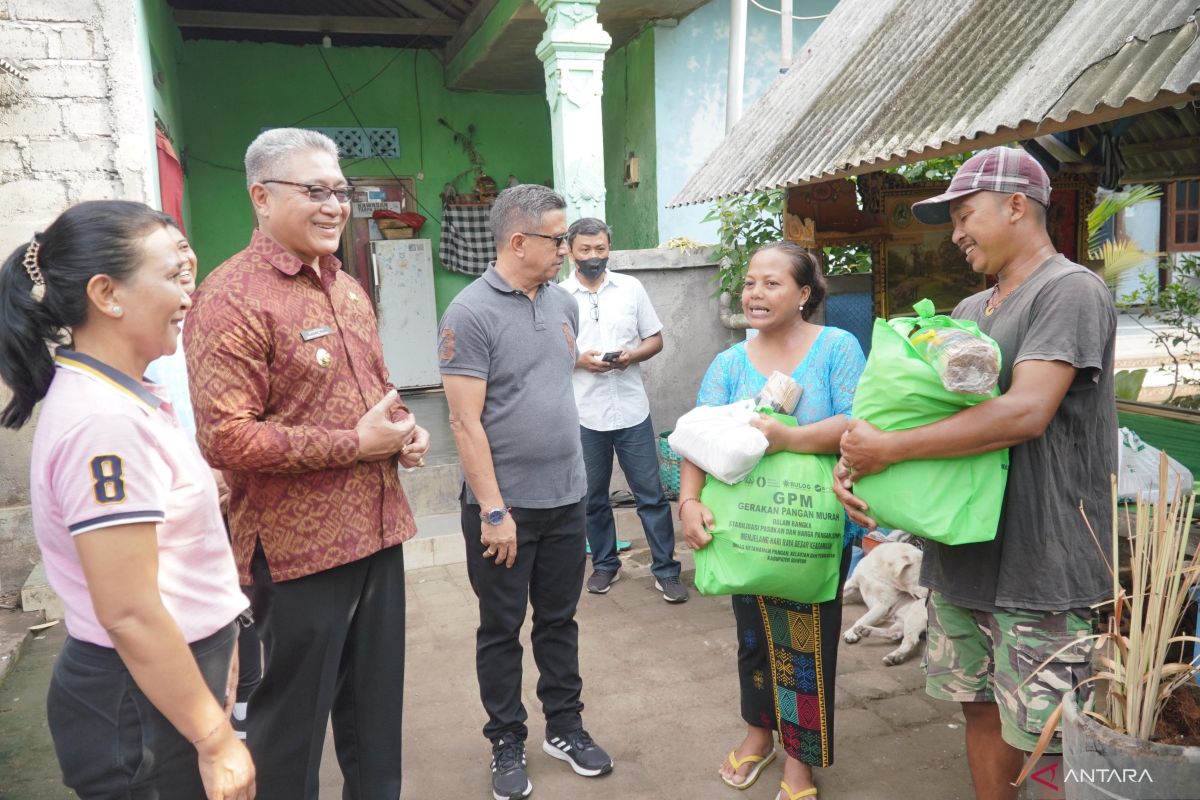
[{"left": 1016, "top": 457, "right": 1200, "bottom": 799}]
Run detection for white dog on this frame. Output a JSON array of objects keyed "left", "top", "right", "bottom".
[{"left": 842, "top": 538, "right": 929, "bottom": 666}]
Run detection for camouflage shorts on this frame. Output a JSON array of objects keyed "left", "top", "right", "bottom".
[{"left": 923, "top": 592, "right": 1094, "bottom": 752}]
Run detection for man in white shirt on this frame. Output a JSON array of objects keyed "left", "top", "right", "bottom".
[{"left": 561, "top": 218, "right": 687, "bottom": 603}]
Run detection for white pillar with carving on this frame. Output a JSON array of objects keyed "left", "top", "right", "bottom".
[{"left": 535, "top": 0, "right": 611, "bottom": 221}]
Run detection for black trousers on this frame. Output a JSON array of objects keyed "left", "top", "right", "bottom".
[
  {"left": 461, "top": 499, "right": 587, "bottom": 743},
  {"left": 46, "top": 621, "right": 237, "bottom": 799},
  {"left": 235, "top": 584, "right": 261, "bottom": 703},
  {"left": 224, "top": 514, "right": 261, "bottom": 704},
  {"left": 248, "top": 542, "right": 406, "bottom": 800}
]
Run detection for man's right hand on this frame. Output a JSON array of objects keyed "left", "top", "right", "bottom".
[
  {"left": 576, "top": 349, "right": 613, "bottom": 373},
  {"left": 480, "top": 513, "right": 518, "bottom": 568},
  {"left": 355, "top": 392, "right": 417, "bottom": 462}
]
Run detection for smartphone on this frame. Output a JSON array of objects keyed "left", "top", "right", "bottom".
[{"left": 601, "top": 351, "right": 622, "bottom": 362}]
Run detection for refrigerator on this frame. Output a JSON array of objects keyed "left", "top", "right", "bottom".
[{"left": 371, "top": 239, "right": 442, "bottom": 390}]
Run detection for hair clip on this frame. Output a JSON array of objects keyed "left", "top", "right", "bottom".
[{"left": 22, "top": 238, "right": 45, "bottom": 302}]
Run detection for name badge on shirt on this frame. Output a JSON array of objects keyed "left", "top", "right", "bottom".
[{"left": 301, "top": 325, "right": 333, "bottom": 341}]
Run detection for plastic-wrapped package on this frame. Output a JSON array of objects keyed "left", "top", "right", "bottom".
[
  {"left": 668, "top": 400, "right": 768, "bottom": 484},
  {"left": 910, "top": 327, "right": 1000, "bottom": 394},
  {"left": 851, "top": 298, "right": 1007, "bottom": 545},
  {"left": 754, "top": 370, "right": 803, "bottom": 415}
]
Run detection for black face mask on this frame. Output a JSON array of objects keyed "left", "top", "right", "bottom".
[{"left": 576, "top": 257, "right": 608, "bottom": 281}]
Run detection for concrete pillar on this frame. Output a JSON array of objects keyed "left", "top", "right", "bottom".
[{"left": 534, "top": 0, "right": 611, "bottom": 221}]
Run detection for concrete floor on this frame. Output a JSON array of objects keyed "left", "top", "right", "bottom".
[{"left": 0, "top": 541, "right": 977, "bottom": 800}]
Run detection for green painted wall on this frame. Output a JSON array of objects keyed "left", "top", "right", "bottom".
[
  {"left": 141, "top": 0, "right": 191, "bottom": 228},
  {"left": 603, "top": 27, "right": 658, "bottom": 250},
  {"left": 177, "top": 40, "right": 553, "bottom": 316}
]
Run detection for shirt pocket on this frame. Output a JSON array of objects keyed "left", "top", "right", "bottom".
[
  {"left": 273, "top": 321, "right": 342, "bottom": 399},
  {"left": 612, "top": 307, "right": 640, "bottom": 348}
]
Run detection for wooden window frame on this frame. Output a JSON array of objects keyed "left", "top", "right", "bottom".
[{"left": 1165, "top": 179, "right": 1200, "bottom": 253}]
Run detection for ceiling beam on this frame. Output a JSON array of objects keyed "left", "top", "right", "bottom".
[
  {"left": 1033, "top": 134, "right": 1086, "bottom": 163},
  {"left": 442, "top": 0, "right": 506, "bottom": 62},
  {"left": 172, "top": 10, "right": 459, "bottom": 38},
  {"left": 1121, "top": 135, "right": 1200, "bottom": 157}
]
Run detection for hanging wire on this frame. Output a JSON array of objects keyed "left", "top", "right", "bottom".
[
  {"left": 412, "top": 49, "right": 424, "bottom": 177},
  {"left": 749, "top": 0, "right": 829, "bottom": 20},
  {"left": 317, "top": 47, "right": 443, "bottom": 227},
  {"left": 184, "top": 13, "right": 446, "bottom": 176},
  {"left": 289, "top": 49, "right": 406, "bottom": 127},
  {"left": 188, "top": 154, "right": 243, "bottom": 173}
]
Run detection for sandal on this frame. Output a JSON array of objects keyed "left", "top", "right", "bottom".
[
  {"left": 720, "top": 748, "right": 776, "bottom": 790},
  {"left": 778, "top": 780, "right": 818, "bottom": 800}
]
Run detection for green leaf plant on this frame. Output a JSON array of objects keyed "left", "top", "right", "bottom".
[
  {"left": 1088, "top": 184, "right": 1164, "bottom": 286},
  {"left": 1118, "top": 254, "right": 1200, "bottom": 408},
  {"left": 701, "top": 189, "right": 785, "bottom": 305}
]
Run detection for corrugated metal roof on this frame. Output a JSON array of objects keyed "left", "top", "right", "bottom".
[{"left": 672, "top": 0, "right": 1200, "bottom": 206}]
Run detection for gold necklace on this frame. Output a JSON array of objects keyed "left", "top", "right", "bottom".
[
  {"left": 984, "top": 285, "right": 1001, "bottom": 316},
  {"left": 984, "top": 282, "right": 1015, "bottom": 316},
  {"left": 983, "top": 249, "right": 1054, "bottom": 316}
]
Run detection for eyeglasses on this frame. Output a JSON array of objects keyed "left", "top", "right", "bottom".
[
  {"left": 262, "top": 180, "right": 353, "bottom": 205},
  {"left": 587, "top": 292, "right": 599, "bottom": 321},
  {"left": 522, "top": 231, "right": 569, "bottom": 249}
]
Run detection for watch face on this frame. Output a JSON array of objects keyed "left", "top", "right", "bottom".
[{"left": 485, "top": 509, "right": 506, "bottom": 525}]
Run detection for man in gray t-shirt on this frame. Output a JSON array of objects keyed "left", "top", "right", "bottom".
[
  {"left": 834, "top": 148, "right": 1116, "bottom": 800},
  {"left": 927, "top": 253, "right": 1116, "bottom": 612},
  {"left": 438, "top": 185, "right": 612, "bottom": 800}
]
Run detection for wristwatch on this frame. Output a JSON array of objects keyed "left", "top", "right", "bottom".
[{"left": 480, "top": 507, "right": 510, "bottom": 526}]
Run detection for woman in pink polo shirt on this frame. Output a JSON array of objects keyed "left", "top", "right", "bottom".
[{"left": 0, "top": 201, "right": 255, "bottom": 800}]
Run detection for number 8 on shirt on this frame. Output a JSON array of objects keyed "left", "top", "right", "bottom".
[{"left": 89, "top": 454, "right": 126, "bottom": 504}]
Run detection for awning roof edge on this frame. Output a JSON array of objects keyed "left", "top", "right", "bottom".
[{"left": 670, "top": 0, "right": 1200, "bottom": 206}]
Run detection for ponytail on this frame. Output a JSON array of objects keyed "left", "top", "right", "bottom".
[
  {"left": 0, "top": 238, "right": 57, "bottom": 427},
  {"left": 0, "top": 201, "right": 176, "bottom": 429}
]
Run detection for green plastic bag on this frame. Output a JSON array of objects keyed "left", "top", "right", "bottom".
[
  {"left": 696, "top": 412, "right": 845, "bottom": 604},
  {"left": 850, "top": 299, "right": 1008, "bottom": 545}
]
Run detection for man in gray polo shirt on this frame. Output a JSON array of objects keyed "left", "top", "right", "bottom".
[{"left": 439, "top": 184, "right": 613, "bottom": 800}]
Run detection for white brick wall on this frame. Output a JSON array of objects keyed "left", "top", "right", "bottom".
[
  {"left": 0, "top": 23, "right": 53, "bottom": 59},
  {"left": 10, "top": 0, "right": 99, "bottom": 23},
  {"left": 26, "top": 61, "right": 108, "bottom": 98},
  {"left": 3, "top": 100, "right": 64, "bottom": 136},
  {"left": 0, "top": 0, "right": 154, "bottom": 507},
  {"left": 59, "top": 101, "right": 105, "bottom": 135}
]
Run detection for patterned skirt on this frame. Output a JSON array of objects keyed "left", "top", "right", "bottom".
[{"left": 733, "top": 546, "right": 850, "bottom": 766}]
